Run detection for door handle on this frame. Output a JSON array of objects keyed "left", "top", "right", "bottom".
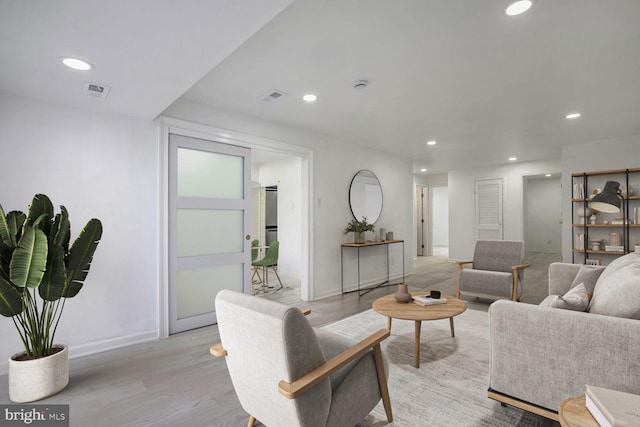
[{"left": 245, "top": 235, "right": 251, "bottom": 240}]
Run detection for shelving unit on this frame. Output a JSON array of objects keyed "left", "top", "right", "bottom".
[{"left": 571, "top": 168, "right": 640, "bottom": 264}]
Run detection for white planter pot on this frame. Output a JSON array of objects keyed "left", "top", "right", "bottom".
[{"left": 8, "top": 344, "right": 69, "bottom": 403}]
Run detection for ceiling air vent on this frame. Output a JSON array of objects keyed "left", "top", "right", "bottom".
[
  {"left": 83, "top": 82, "right": 111, "bottom": 100},
  {"left": 259, "top": 89, "right": 287, "bottom": 103}
]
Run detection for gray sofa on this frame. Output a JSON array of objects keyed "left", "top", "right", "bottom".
[{"left": 488, "top": 253, "right": 640, "bottom": 420}]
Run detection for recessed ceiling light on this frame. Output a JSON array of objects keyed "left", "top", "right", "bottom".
[
  {"left": 427, "top": 140, "right": 437, "bottom": 146},
  {"left": 545, "top": 174, "right": 552, "bottom": 177},
  {"left": 60, "top": 57, "right": 93, "bottom": 71},
  {"left": 509, "top": 157, "right": 517, "bottom": 161},
  {"left": 505, "top": 0, "right": 533, "bottom": 16},
  {"left": 302, "top": 94, "right": 317, "bottom": 102},
  {"left": 565, "top": 112, "right": 581, "bottom": 119},
  {"left": 420, "top": 168, "right": 427, "bottom": 172}
]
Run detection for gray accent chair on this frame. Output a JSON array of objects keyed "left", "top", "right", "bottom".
[
  {"left": 456, "top": 240, "right": 529, "bottom": 301},
  {"left": 211, "top": 289, "right": 392, "bottom": 427}
]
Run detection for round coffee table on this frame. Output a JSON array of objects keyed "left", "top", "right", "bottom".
[{"left": 372, "top": 292, "right": 467, "bottom": 368}]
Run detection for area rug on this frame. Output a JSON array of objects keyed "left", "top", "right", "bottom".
[{"left": 321, "top": 302, "right": 558, "bottom": 427}]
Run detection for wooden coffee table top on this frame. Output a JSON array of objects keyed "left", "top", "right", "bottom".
[{"left": 372, "top": 292, "right": 467, "bottom": 321}]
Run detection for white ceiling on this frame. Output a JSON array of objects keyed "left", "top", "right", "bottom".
[
  {"left": 3, "top": 0, "right": 640, "bottom": 175},
  {"left": 0, "top": 0, "right": 292, "bottom": 119}
]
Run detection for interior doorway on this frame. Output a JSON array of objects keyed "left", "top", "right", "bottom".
[
  {"left": 416, "top": 185, "right": 428, "bottom": 256},
  {"left": 523, "top": 174, "right": 562, "bottom": 255},
  {"left": 431, "top": 186, "right": 449, "bottom": 257},
  {"left": 250, "top": 150, "right": 303, "bottom": 301}
]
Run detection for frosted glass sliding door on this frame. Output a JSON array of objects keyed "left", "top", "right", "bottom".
[{"left": 169, "top": 133, "right": 251, "bottom": 333}]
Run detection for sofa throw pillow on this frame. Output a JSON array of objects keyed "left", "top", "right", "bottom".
[
  {"left": 589, "top": 263, "right": 640, "bottom": 319},
  {"left": 570, "top": 264, "right": 605, "bottom": 293},
  {"left": 594, "top": 252, "right": 640, "bottom": 289},
  {"left": 549, "top": 283, "right": 589, "bottom": 312}
]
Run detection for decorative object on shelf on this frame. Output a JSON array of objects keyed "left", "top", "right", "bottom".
[
  {"left": 344, "top": 216, "right": 375, "bottom": 244},
  {"left": 380, "top": 227, "right": 387, "bottom": 242},
  {"left": 394, "top": 284, "right": 412, "bottom": 303},
  {"left": 589, "top": 181, "right": 622, "bottom": 213},
  {"left": 589, "top": 214, "right": 597, "bottom": 224},
  {"left": 634, "top": 207, "right": 640, "bottom": 225},
  {"left": 0, "top": 194, "right": 103, "bottom": 403},
  {"left": 620, "top": 184, "right": 634, "bottom": 198},
  {"left": 608, "top": 232, "right": 621, "bottom": 246},
  {"left": 576, "top": 207, "right": 592, "bottom": 224},
  {"left": 586, "top": 259, "right": 601, "bottom": 266},
  {"left": 590, "top": 238, "right": 602, "bottom": 251},
  {"left": 386, "top": 231, "right": 394, "bottom": 240}
]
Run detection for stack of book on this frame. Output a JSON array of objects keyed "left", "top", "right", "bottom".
[
  {"left": 412, "top": 295, "right": 447, "bottom": 306},
  {"left": 605, "top": 245, "right": 624, "bottom": 252},
  {"left": 585, "top": 385, "right": 640, "bottom": 427}
]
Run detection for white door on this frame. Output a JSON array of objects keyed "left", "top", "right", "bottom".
[
  {"left": 168, "top": 133, "right": 251, "bottom": 334},
  {"left": 475, "top": 178, "right": 503, "bottom": 240}
]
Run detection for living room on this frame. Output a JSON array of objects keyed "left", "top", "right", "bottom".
[{"left": 1, "top": 1, "right": 640, "bottom": 426}]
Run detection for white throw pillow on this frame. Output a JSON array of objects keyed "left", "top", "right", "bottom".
[
  {"left": 589, "top": 263, "right": 640, "bottom": 319},
  {"left": 549, "top": 283, "right": 589, "bottom": 312}
]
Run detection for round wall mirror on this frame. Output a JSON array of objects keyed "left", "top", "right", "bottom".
[{"left": 349, "top": 170, "right": 383, "bottom": 223}]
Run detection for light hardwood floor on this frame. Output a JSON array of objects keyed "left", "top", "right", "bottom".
[{"left": 0, "top": 251, "right": 561, "bottom": 426}]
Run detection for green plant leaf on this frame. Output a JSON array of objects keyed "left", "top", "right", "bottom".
[
  {"left": 7, "top": 211, "right": 26, "bottom": 244},
  {"left": 0, "top": 210, "right": 26, "bottom": 249},
  {"left": 39, "top": 244, "right": 66, "bottom": 301},
  {"left": 64, "top": 219, "right": 102, "bottom": 298},
  {"left": 9, "top": 226, "right": 48, "bottom": 288},
  {"left": 51, "top": 206, "right": 70, "bottom": 251},
  {"left": 0, "top": 203, "right": 10, "bottom": 246},
  {"left": 26, "top": 194, "right": 53, "bottom": 237},
  {"left": 0, "top": 275, "right": 23, "bottom": 317}
]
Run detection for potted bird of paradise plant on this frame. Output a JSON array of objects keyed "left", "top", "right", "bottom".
[{"left": 0, "top": 194, "right": 102, "bottom": 402}]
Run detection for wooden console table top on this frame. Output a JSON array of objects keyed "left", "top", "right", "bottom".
[{"left": 341, "top": 239, "right": 404, "bottom": 247}]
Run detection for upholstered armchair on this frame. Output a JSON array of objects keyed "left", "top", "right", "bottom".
[
  {"left": 456, "top": 240, "right": 529, "bottom": 301},
  {"left": 211, "top": 289, "right": 392, "bottom": 427}
]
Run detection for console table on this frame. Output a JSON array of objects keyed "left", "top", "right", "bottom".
[{"left": 340, "top": 240, "right": 405, "bottom": 296}]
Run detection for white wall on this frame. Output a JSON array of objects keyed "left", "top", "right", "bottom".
[
  {"left": 524, "top": 176, "right": 562, "bottom": 253},
  {"left": 162, "top": 99, "right": 414, "bottom": 299},
  {"left": 561, "top": 134, "right": 640, "bottom": 263},
  {"left": 448, "top": 159, "right": 561, "bottom": 261},
  {"left": 0, "top": 94, "right": 159, "bottom": 373},
  {"left": 258, "top": 157, "right": 302, "bottom": 277}
]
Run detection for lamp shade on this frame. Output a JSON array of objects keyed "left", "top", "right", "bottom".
[{"left": 588, "top": 181, "right": 621, "bottom": 213}]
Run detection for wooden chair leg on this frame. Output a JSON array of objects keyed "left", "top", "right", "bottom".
[
  {"left": 271, "top": 265, "right": 284, "bottom": 289},
  {"left": 263, "top": 266, "right": 267, "bottom": 291},
  {"left": 512, "top": 272, "right": 518, "bottom": 302},
  {"left": 373, "top": 344, "right": 393, "bottom": 422},
  {"left": 247, "top": 415, "right": 256, "bottom": 427}
]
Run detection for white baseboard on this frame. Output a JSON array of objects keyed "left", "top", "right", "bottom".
[{"left": 0, "top": 330, "right": 159, "bottom": 376}]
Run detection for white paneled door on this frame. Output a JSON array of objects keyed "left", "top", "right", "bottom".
[
  {"left": 168, "top": 134, "right": 251, "bottom": 334},
  {"left": 475, "top": 178, "right": 503, "bottom": 240}
]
